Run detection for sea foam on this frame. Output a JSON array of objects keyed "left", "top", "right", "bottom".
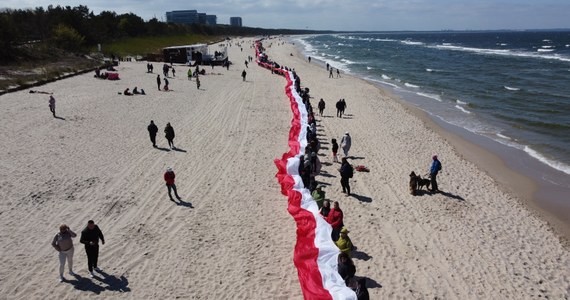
[{"left": 524, "top": 146, "right": 570, "bottom": 175}]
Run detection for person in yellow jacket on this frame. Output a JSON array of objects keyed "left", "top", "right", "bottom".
[{"left": 335, "top": 227, "right": 354, "bottom": 255}]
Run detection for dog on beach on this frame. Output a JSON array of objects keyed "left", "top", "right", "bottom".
[
  {"left": 409, "top": 171, "right": 419, "bottom": 195},
  {"left": 409, "top": 171, "right": 431, "bottom": 195}
]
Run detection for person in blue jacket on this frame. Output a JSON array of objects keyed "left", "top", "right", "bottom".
[{"left": 429, "top": 155, "right": 442, "bottom": 193}]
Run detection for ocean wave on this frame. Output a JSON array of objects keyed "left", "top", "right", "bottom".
[
  {"left": 401, "top": 40, "right": 425, "bottom": 46},
  {"left": 537, "top": 48, "right": 554, "bottom": 52},
  {"left": 426, "top": 68, "right": 434, "bottom": 72},
  {"left": 375, "top": 38, "right": 398, "bottom": 42},
  {"left": 429, "top": 44, "right": 570, "bottom": 62},
  {"left": 365, "top": 77, "right": 398, "bottom": 88},
  {"left": 337, "top": 43, "right": 345, "bottom": 46},
  {"left": 524, "top": 146, "right": 570, "bottom": 175},
  {"left": 455, "top": 105, "right": 471, "bottom": 114},
  {"left": 417, "top": 92, "right": 442, "bottom": 101},
  {"left": 404, "top": 82, "right": 420, "bottom": 88},
  {"left": 456, "top": 99, "right": 468, "bottom": 105},
  {"left": 496, "top": 133, "right": 511, "bottom": 140},
  {"left": 381, "top": 74, "right": 391, "bottom": 80},
  {"left": 340, "top": 58, "right": 356, "bottom": 64},
  {"left": 504, "top": 86, "right": 520, "bottom": 91},
  {"left": 366, "top": 66, "right": 373, "bottom": 70},
  {"left": 541, "top": 45, "right": 554, "bottom": 49}
]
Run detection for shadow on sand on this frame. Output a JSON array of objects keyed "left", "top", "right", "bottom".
[
  {"left": 175, "top": 199, "right": 194, "bottom": 208},
  {"left": 351, "top": 193, "right": 372, "bottom": 203}
]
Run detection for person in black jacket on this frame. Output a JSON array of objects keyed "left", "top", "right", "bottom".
[
  {"left": 164, "top": 123, "right": 175, "bottom": 149},
  {"left": 147, "top": 120, "right": 158, "bottom": 148},
  {"left": 337, "top": 252, "right": 356, "bottom": 285},
  {"left": 156, "top": 75, "right": 161, "bottom": 91},
  {"left": 339, "top": 157, "right": 353, "bottom": 196},
  {"left": 355, "top": 278, "right": 370, "bottom": 300},
  {"left": 318, "top": 99, "right": 326, "bottom": 116},
  {"left": 80, "top": 220, "right": 105, "bottom": 277}
]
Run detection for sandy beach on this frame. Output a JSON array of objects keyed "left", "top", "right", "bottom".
[{"left": 0, "top": 37, "right": 569, "bottom": 299}]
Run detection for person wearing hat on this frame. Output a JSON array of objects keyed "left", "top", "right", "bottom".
[
  {"left": 164, "top": 167, "right": 181, "bottom": 201},
  {"left": 340, "top": 132, "right": 351, "bottom": 158},
  {"left": 429, "top": 155, "right": 442, "bottom": 193},
  {"left": 311, "top": 186, "right": 326, "bottom": 209},
  {"left": 335, "top": 227, "right": 354, "bottom": 255}
]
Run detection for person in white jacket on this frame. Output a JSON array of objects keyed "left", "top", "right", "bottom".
[{"left": 341, "top": 132, "right": 351, "bottom": 157}]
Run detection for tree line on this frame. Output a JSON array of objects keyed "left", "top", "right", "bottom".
[{"left": 0, "top": 5, "right": 331, "bottom": 62}]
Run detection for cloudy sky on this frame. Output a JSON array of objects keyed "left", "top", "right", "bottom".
[{"left": 2, "top": 0, "right": 569, "bottom": 31}]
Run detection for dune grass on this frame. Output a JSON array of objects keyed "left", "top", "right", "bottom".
[{"left": 100, "top": 34, "right": 222, "bottom": 57}]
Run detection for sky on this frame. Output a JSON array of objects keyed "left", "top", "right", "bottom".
[{"left": 1, "top": 0, "right": 570, "bottom": 31}]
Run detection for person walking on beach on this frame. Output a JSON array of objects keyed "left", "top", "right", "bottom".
[
  {"left": 245, "top": 60, "right": 248, "bottom": 68},
  {"left": 48, "top": 95, "right": 56, "bottom": 117},
  {"left": 336, "top": 99, "right": 343, "bottom": 117},
  {"left": 308, "top": 56, "right": 311, "bottom": 63},
  {"left": 156, "top": 75, "right": 161, "bottom": 90},
  {"left": 147, "top": 120, "right": 158, "bottom": 148},
  {"left": 326, "top": 201, "right": 344, "bottom": 241},
  {"left": 171, "top": 67, "right": 176, "bottom": 77},
  {"left": 318, "top": 98, "right": 326, "bottom": 116},
  {"left": 187, "top": 68, "right": 192, "bottom": 81},
  {"left": 164, "top": 167, "right": 182, "bottom": 201},
  {"left": 51, "top": 224, "right": 77, "bottom": 282},
  {"left": 164, "top": 122, "right": 175, "bottom": 149},
  {"left": 341, "top": 132, "right": 352, "bottom": 157},
  {"left": 329, "top": 68, "right": 334, "bottom": 78},
  {"left": 196, "top": 76, "right": 201, "bottom": 89},
  {"left": 429, "top": 155, "right": 442, "bottom": 193},
  {"left": 326, "top": 63, "right": 330, "bottom": 71},
  {"left": 79, "top": 220, "right": 105, "bottom": 278},
  {"left": 339, "top": 157, "right": 353, "bottom": 196},
  {"left": 332, "top": 138, "right": 339, "bottom": 163},
  {"left": 337, "top": 69, "right": 341, "bottom": 78},
  {"left": 241, "top": 70, "right": 247, "bottom": 81},
  {"left": 340, "top": 99, "right": 347, "bottom": 115}
]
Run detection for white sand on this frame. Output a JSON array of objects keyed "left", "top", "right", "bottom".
[
  {"left": 0, "top": 37, "right": 568, "bottom": 299},
  {"left": 0, "top": 39, "right": 301, "bottom": 299}
]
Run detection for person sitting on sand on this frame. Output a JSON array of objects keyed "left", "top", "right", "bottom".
[
  {"left": 327, "top": 201, "right": 344, "bottom": 241},
  {"left": 335, "top": 227, "right": 354, "bottom": 256},
  {"left": 319, "top": 200, "right": 331, "bottom": 218},
  {"left": 123, "top": 88, "right": 132, "bottom": 96},
  {"left": 312, "top": 186, "right": 326, "bottom": 209},
  {"left": 133, "top": 87, "right": 140, "bottom": 94}
]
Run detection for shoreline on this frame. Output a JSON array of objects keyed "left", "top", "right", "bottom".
[{"left": 291, "top": 37, "right": 570, "bottom": 243}]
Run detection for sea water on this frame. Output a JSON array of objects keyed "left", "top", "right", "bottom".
[{"left": 295, "top": 31, "right": 570, "bottom": 176}]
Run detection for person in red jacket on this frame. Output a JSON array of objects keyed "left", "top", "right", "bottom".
[
  {"left": 164, "top": 167, "right": 181, "bottom": 201},
  {"left": 326, "top": 201, "right": 344, "bottom": 241}
]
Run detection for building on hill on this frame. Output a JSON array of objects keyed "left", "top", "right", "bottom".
[
  {"left": 230, "top": 17, "right": 242, "bottom": 27},
  {"left": 166, "top": 10, "right": 217, "bottom": 25}
]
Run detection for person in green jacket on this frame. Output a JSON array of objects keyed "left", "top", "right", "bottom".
[
  {"left": 311, "top": 186, "right": 326, "bottom": 209},
  {"left": 187, "top": 68, "right": 192, "bottom": 81},
  {"left": 335, "top": 227, "right": 354, "bottom": 256}
]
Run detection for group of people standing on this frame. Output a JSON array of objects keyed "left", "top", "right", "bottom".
[
  {"left": 51, "top": 220, "right": 105, "bottom": 281},
  {"left": 147, "top": 120, "right": 176, "bottom": 149}
]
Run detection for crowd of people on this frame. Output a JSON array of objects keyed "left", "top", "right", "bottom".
[{"left": 256, "top": 40, "right": 369, "bottom": 299}]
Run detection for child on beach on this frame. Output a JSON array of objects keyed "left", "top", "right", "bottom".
[{"left": 332, "top": 138, "right": 339, "bottom": 163}]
